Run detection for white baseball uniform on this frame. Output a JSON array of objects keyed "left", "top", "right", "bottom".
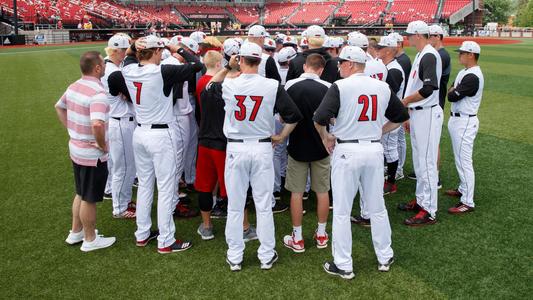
[
  {"left": 102, "top": 60, "right": 136, "bottom": 216},
  {"left": 222, "top": 73, "right": 302, "bottom": 265},
  {"left": 404, "top": 44, "right": 443, "bottom": 218},
  {"left": 122, "top": 57, "right": 201, "bottom": 248},
  {"left": 448, "top": 66, "right": 484, "bottom": 207},
  {"left": 314, "top": 73, "right": 408, "bottom": 272}
]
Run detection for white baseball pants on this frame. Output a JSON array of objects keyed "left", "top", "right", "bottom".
[
  {"left": 133, "top": 124, "right": 181, "bottom": 248},
  {"left": 382, "top": 127, "right": 400, "bottom": 163},
  {"left": 448, "top": 116, "right": 479, "bottom": 207},
  {"left": 331, "top": 143, "right": 393, "bottom": 272},
  {"left": 225, "top": 142, "right": 276, "bottom": 265},
  {"left": 108, "top": 117, "right": 136, "bottom": 215},
  {"left": 175, "top": 113, "right": 197, "bottom": 185},
  {"left": 105, "top": 157, "right": 113, "bottom": 194},
  {"left": 410, "top": 106, "right": 443, "bottom": 217},
  {"left": 273, "top": 117, "right": 288, "bottom": 194},
  {"left": 397, "top": 126, "right": 407, "bottom": 176}
]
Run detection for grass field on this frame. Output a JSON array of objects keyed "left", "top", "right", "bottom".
[{"left": 1, "top": 40, "right": 532, "bottom": 299}]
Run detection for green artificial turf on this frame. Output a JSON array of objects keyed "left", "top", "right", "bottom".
[{"left": 0, "top": 40, "right": 532, "bottom": 299}]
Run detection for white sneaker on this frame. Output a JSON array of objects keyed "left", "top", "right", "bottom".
[
  {"left": 65, "top": 229, "right": 98, "bottom": 245},
  {"left": 80, "top": 235, "right": 116, "bottom": 252}
]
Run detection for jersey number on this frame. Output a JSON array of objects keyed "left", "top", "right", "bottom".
[
  {"left": 234, "top": 95, "right": 263, "bottom": 122},
  {"left": 358, "top": 95, "right": 378, "bottom": 121},
  {"left": 133, "top": 82, "right": 142, "bottom": 105},
  {"left": 370, "top": 73, "right": 384, "bottom": 81}
]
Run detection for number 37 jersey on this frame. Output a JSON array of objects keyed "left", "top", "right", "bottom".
[
  {"left": 313, "top": 73, "right": 409, "bottom": 141},
  {"left": 221, "top": 74, "right": 302, "bottom": 140}
]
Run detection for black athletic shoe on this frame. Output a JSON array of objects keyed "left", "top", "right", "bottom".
[
  {"left": 407, "top": 172, "right": 417, "bottom": 180},
  {"left": 323, "top": 261, "right": 355, "bottom": 280},
  {"left": 132, "top": 178, "right": 139, "bottom": 188},
  {"left": 103, "top": 193, "right": 112, "bottom": 200},
  {"left": 437, "top": 179, "right": 442, "bottom": 189},
  {"left": 211, "top": 200, "right": 227, "bottom": 219},
  {"left": 261, "top": 251, "right": 279, "bottom": 270},
  {"left": 350, "top": 215, "right": 371, "bottom": 227},
  {"left": 303, "top": 192, "right": 309, "bottom": 200},
  {"left": 158, "top": 240, "right": 192, "bottom": 254},
  {"left": 273, "top": 191, "right": 281, "bottom": 200},
  {"left": 272, "top": 201, "right": 289, "bottom": 213}
]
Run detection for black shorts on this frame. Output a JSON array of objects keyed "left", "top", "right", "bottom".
[{"left": 72, "top": 160, "right": 108, "bottom": 203}]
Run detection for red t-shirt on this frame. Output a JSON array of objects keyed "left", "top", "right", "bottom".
[{"left": 196, "top": 74, "right": 213, "bottom": 111}]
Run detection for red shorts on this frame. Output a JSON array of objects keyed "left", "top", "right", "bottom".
[{"left": 194, "top": 145, "right": 227, "bottom": 198}]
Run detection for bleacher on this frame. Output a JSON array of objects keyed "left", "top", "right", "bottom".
[
  {"left": 441, "top": 0, "right": 471, "bottom": 19},
  {"left": 288, "top": 2, "right": 337, "bottom": 25},
  {"left": 263, "top": 3, "right": 299, "bottom": 25},
  {"left": 226, "top": 6, "right": 259, "bottom": 25},
  {"left": 335, "top": 0, "right": 388, "bottom": 25},
  {"left": 385, "top": 0, "right": 439, "bottom": 24}
]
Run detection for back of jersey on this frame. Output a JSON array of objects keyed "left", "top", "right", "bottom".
[
  {"left": 222, "top": 74, "right": 278, "bottom": 139},
  {"left": 101, "top": 61, "right": 134, "bottom": 118},
  {"left": 364, "top": 59, "right": 388, "bottom": 82},
  {"left": 334, "top": 74, "right": 392, "bottom": 141},
  {"left": 122, "top": 64, "right": 174, "bottom": 125}
]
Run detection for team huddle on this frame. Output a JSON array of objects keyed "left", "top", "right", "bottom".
[{"left": 54, "top": 20, "right": 484, "bottom": 279}]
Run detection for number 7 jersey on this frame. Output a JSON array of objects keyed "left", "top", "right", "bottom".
[
  {"left": 314, "top": 73, "right": 408, "bottom": 141},
  {"left": 221, "top": 73, "right": 302, "bottom": 140}
]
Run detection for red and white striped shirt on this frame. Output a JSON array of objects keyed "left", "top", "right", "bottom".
[{"left": 55, "top": 76, "right": 109, "bottom": 166}]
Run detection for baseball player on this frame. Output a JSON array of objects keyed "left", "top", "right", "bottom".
[
  {"left": 220, "top": 42, "right": 302, "bottom": 271},
  {"left": 376, "top": 35, "right": 406, "bottom": 195},
  {"left": 397, "top": 21, "right": 443, "bottom": 226},
  {"left": 247, "top": 25, "right": 282, "bottom": 81},
  {"left": 122, "top": 35, "right": 203, "bottom": 253},
  {"left": 389, "top": 32, "right": 412, "bottom": 97},
  {"left": 445, "top": 41, "right": 484, "bottom": 214},
  {"left": 314, "top": 46, "right": 409, "bottom": 279},
  {"left": 102, "top": 34, "right": 137, "bottom": 219}
]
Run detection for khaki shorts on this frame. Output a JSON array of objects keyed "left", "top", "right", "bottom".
[{"left": 285, "top": 155, "right": 330, "bottom": 193}]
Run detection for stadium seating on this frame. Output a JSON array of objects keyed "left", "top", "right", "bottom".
[
  {"left": 385, "top": 0, "right": 439, "bottom": 24},
  {"left": 441, "top": 0, "right": 471, "bottom": 18},
  {"left": 226, "top": 6, "right": 260, "bottom": 25},
  {"left": 335, "top": 0, "right": 388, "bottom": 25},
  {"left": 263, "top": 3, "right": 299, "bottom": 25},
  {"left": 288, "top": 2, "right": 337, "bottom": 25}
]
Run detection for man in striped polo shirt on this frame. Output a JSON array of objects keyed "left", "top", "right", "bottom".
[{"left": 55, "top": 51, "right": 116, "bottom": 252}]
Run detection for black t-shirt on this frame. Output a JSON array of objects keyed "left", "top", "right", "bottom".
[
  {"left": 198, "top": 82, "right": 227, "bottom": 151},
  {"left": 395, "top": 52, "right": 412, "bottom": 96},
  {"left": 286, "top": 48, "right": 340, "bottom": 83},
  {"left": 448, "top": 73, "right": 480, "bottom": 102},
  {"left": 285, "top": 77, "right": 330, "bottom": 162},
  {"left": 438, "top": 47, "right": 451, "bottom": 109},
  {"left": 274, "top": 84, "right": 303, "bottom": 124},
  {"left": 313, "top": 84, "right": 409, "bottom": 126}
]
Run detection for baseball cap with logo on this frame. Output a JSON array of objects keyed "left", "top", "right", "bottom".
[
  {"left": 264, "top": 37, "right": 276, "bottom": 50},
  {"left": 248, "top": 25, "right": 267, "bottom": 38},
  {"left": 135, "top": 35, "right": 165, "bottom": 50},
  {"left": 277, "top": 47, "right": 297, "bottom": 63},
  {"left": 180, "top": 37, "right": 199, "bottom": 54},
  {"left": 108, "top": 34, "right": 130, "bottom": 49},
  {"left": 189, "top": 31, "right": 206, "bottom": 44},
  {"left": 323, "top": 36, "right": 335, "bottom": 48},
  {"left": 304, "top": 25, "right": 325, "bottom": 38},
  {"left": 160, "top": 37, "right": 170, "bottom": 47},
  {"left": 347, "top": 32, "right": 369, "bottom": 48},
  {"left": 282, "top": 36, "right": 297, "bottom": 46},
  {"left": 169, "top": 35, "right": 183, "bottom": 46},
  {"left": 455, "top": 41, "right": 481, "bottom": 54},
  {"left": 377, "top": 35, "right": 398, "bottom": 48},
  {"left": 338, "top": 46, "right": 367, "bottom": 63},
  {"left": 388, "top": 32, "right": 404, "bottom": 43},
  {"left": 238, "top": 42, "right": 263, "bottom": 59},
  {"left": 405, "top": 20, "right": 429, "bottom": 35},
  {"left": 300, "top": 37, "right": 309, "bottom": 47},
  {"left": 429, "top": 24, "right": 445, "bottom": 35},
  {"left": 223, "top": 38, "right": 240, "bottom": 56},
  {"left": 275, "top": 33, "right": 287, "bottom": 44},
  {"left": 234, "top": 37, "right": 244, "bottom": 46}
]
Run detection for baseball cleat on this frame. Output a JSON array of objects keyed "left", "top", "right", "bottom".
[
  {"left": 448, "top": 202, "right": 474, "bottom": 214},
  {"left": 350, "top": 215, "right": 371, "bottom": 227},
  {"left": 157, "top": 240, "right": 192, "bottom": 254},
  {"left": 323, "top": 261, "right": 355, "bottom": 280},
  {"left": 404, "top": 210, "right": 437, "bottom": 226},
  {"left": 136, "top": 230, "right": 159, "bottom": 247},
  {"left": 283, "top": 234, "right": 305, "bottom": 253},
  {"left": 398, "top": 199, "right": 421, "bottom": 211},
  {"left": 260, "top": 251, "right": 279, "bottom": 270},
  {"left": 407, "top": 172, "right": 417, "bottom": 180},
  {"left": 103, "top": 193, "right": 112, "bottom": 200},
  {"left": 127, "top": 201, "right": 136, "bottom": 210},
  {"left": 383, "top": 182, "right": 397, "bottom": 195},
  {"left": 272, "top": 201, "right": 289, "bottom": 213},
  {"left": 378, "top": 257, "right": 395, "bottom": 272},
  {"left": 174, "top": 202, "right": 199, "bottom": 218},
  {"left": 80, "top": 235, "right": 116, "bottom": 252},
  {"left": 226, "top": 258, "right": 242, "bottom": 272},
  {"left": 113, "top": 208, "right": 136, "bottom": 219},
  {"left": 314, "top": 231, "right": 329, "bottom": 249},
  {"left": 243, "top": 226, "right": 258, "bottom": 242},
  {"left": 445, "top": 189, "right": 463, "bottom": 198},
  {"left": 197, "top": 223, "right": 215, "bottom": 240}
]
